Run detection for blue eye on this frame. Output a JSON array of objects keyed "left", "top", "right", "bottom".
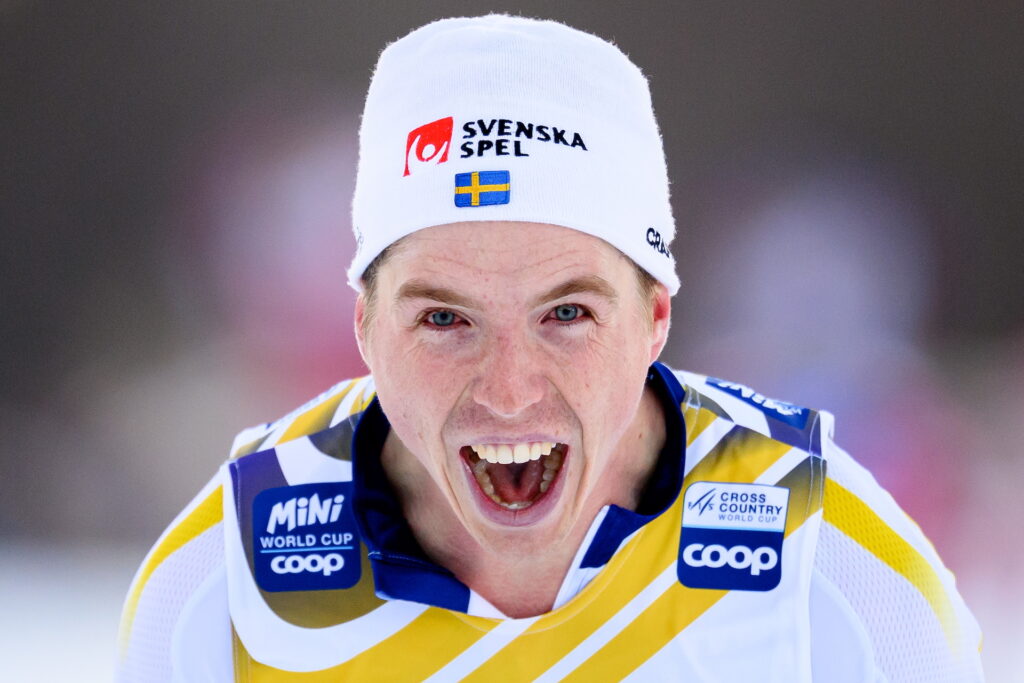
[
  {"left": 553, "top": 304, "right": 580, "bottom": 322},
  {"left": 427, "top": 310, "right": 457, "bottom": 327}
]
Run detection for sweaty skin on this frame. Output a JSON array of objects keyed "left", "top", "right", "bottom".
[{"left": 355, "top": 221, "right": 671, "bottom": 617}]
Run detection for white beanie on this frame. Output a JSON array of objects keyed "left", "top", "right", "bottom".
[{"left": 348, "top": 14, "right": 679, "bottom": 294}]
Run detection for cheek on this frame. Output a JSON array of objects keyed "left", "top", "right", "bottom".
[
  {"left": 550, "top": 319, "right": 650, "bottom": 379},
  {"left": 394, "top": 342, "right": 475, "bottom": 407},
  {"left": 556, "top": 324, "right": 650, "bottom": 438},
  {"left": 370, "top": 319, "right": 459, "bottom": 385},
  {"left": 369, "top": 330, "right": 470, "bottom": 444}
]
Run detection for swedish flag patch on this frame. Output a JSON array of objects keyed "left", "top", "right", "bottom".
[{"left": 454, "top": 171, "right": 510, "bottom": 207}]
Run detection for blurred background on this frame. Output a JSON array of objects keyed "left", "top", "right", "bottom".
[{"left": 2, "top": 1, "right": 1021, "bottom": 680}]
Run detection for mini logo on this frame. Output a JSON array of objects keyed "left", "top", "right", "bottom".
[
  {"left": 253, "top": 482, "right": 361, "bottom": 592},
  {"left": 454, "top": 170, "right": 510, "bottom": 207},
  {"left": 265, "top": 491, "right": 346, "bottom": 534},
  {"left": 678, "top": 482, "right": 789, "bottom": 591},
  {"left": 646, "top": 227, "right": 671, "bottom": 258},
  {"left": 404, "top": 117, "right": 453, "bottom": 176},
  {"left": 708, "top": 378, "right": 808, "bottom": 428}
]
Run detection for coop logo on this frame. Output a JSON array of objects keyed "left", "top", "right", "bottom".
[
  {"left": 682, "top": 543, "right": 778, "bottom": 576},
  {"left": 404, "top": 117, "right": 453, "bottom": 176},
  {"left": 271, "top": 552, "right": 345, "bottom": 576},
  {"left": 678, "top": 482, "right": 789, "bottom": 591},
  {"left": 253, "top": 482, "right": 361, "bottom": 592}
]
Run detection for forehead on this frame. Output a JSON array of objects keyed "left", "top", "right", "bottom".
[{"left": 379, "top": 221, "right": 630, "bottom": 293}]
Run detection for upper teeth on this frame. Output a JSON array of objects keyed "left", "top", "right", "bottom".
[{"left": 471, "top": 442, "right": 555, "bottom": 464}]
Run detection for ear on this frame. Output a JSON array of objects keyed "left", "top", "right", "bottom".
[
  {"left": 648, "top": 283, "right": 672, "bottom": 364},
  {"left": 354, "top": 293, "right": 371, "bottom": 369}
]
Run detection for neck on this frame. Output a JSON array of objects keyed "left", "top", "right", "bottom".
[{"left": 380, "top": 385, "right": 666, "bottom": 618}]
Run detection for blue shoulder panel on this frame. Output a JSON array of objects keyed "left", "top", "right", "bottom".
[{"left": 705, "top": 377, "right": 823, "bottom": 455}]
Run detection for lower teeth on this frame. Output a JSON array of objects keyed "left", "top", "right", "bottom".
[{"left": 472, "top": 445, "right": 564, "bottom": 509}]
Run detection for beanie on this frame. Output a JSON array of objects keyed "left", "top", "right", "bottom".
[{"left": 348, "top": 14, "right": 679, "bottom": 294}]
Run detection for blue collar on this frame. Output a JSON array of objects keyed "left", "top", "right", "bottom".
[{"left": 350, "top": 361, "right": 688, "bottom": 613}]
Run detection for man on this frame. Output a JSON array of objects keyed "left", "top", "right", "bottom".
[{"left": 117, "top": 15, "right": 983, "bottom": 682}]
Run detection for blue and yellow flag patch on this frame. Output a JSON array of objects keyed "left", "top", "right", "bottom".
[{"left": 454, "top": 170, "right": 510, "bottom": 207}]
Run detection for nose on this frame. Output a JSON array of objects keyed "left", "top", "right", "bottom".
[{"left": 471, "top": 332, "right": 546, "bottom": 418}]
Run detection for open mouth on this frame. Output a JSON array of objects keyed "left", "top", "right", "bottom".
[{"left": 461, "top": 442, "right": 568, "bottom": 511}]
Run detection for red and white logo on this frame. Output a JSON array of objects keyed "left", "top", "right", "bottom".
[{"left": 404, "top": 117, "right": 453, "bottom": 176}]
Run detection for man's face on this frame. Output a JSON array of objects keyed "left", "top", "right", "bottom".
[{"left": 356, "top": 221, "right": 670, "bottom": 555}]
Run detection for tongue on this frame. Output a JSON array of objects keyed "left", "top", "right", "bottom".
[{"left": 487, "top": 460, "right": 544, "bottom": 503}]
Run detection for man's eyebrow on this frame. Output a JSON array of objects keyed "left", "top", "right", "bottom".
[
  {"left": 393, "top": 275, "right": 619, "bottom": 309},
  {"left": 394, "top": 280, "right": 478, "bottom": 308},
  {"left": 531, "top": 275, "right": 619, "bottom": 307}
]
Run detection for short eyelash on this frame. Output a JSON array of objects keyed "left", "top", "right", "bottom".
[
  {"left": 419, "top": 309, "right": 466, "bottom": 330},
  {"left": 545, "top": 303, "right": 592, "bottom": 325},
  {"left": 416, "top": 304, "right": 593, "bottom": 331}
]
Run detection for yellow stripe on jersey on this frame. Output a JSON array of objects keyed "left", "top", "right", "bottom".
[
  {"left": 823, "top": 478, "right": 959, "bottom": 651},
  {"left": 460, "top": 473, "right": 685, "bottom": 681},
  {"left": 683, "top": 405, "right": 718, "bottom": 446},
  {"left": 455, "top": 413, "right": 733, "bottom": 680},
  {"left": 460, "top": 427, "right": 794, "bottom": 681},
  {"left": 686, "top": 426, "right": 793, "bottom": 486},
  {"left": 279, "top": 379, "right": 358, "bottom": 443},
  {"left": 565, "top": 583, "right": 726, "bottom": 682},
  {"left": 563, "top": 434, "right": 812, "bottom": 680},
  {"left": 235, "top": 609, "right": 498, "bottom": 682},
  {"left": 232, "top": 379, "right": 368, "bottom": 458},
  {"left": 119, "top": 486, "right": 224, "bottom": 656},
  {"left": 233, "top": 432, "right": 273, "bottom": 459},
  {"left": 353, "top": 385, "right": 376, "bottom": 413},
  {"left": 778, "top": 456, "right": 825, "bottom": 537}
]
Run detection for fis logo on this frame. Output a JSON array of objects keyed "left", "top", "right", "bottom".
[
  {"left": 253, "top": 482, "right": 361, "bottom": 592},
  {"left": 687, "top": 487, "right": 717, "bottom": 515},
  {"left": 678, "top": 482, "right": 789, "bottom": 591},
  {"left": 404, "top": 117, "right": 453, "bottom": 176}
]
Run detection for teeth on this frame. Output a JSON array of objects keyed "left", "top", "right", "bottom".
[
  {"left": 468, "top": 442, "right": 565, "bottom": 508},
  {"left": 543, "top": 451, "right": 562, "bottom": 470},
  {"left": 471, "top": 441, "right": 556, "bottom": 464}
]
